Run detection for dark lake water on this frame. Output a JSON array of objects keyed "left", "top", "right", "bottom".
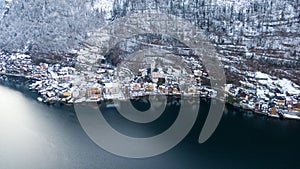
[{"left": 1, "top": 80, "right": 300, "bottom": 169}]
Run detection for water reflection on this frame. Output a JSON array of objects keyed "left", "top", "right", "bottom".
[
  {"left": 1, "top": 84, "right": 300, "bottom": 169},
  {"left": 0, "top": 85, "right": 85, "bottom": 169}
]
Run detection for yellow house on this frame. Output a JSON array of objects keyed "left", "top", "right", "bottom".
[
  {"left": 270, "top": 107, "right": 278, "bottom": 115},
  {"left": 63, "top": 91, "right": 72, "bottom": 97}
]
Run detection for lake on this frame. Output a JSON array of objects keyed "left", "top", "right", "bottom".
[{"left": 0, "top": 81, "right": 300, "bottom": 169}]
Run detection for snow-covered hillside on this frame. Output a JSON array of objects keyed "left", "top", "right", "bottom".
[
  {"left": 0, "top": 0, "right": 299, "bottom": 85},
  {"left": 109, "top": 0, "right": 300, "bottom": 84},
  {"left": 0, "top": 0, "right": 107, "bottom": 55}
]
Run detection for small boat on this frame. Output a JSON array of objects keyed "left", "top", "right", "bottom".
[{"left": 106, "top": 103, "right": 119, "bottom": 108}]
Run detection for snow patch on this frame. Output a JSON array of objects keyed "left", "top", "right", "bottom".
[{"left": 254, "top": 71, "right": 300, "bottom": 95}]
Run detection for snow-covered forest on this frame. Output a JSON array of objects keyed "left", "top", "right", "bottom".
[
  {"left": 0, "top": 0, "right": 107, "bottom": 55},
  {"left": 110, "top": 0, "right": 300, "bottom": 84},
  {"left": 0, "top": 0, "right": 299, "bottom": 83}
]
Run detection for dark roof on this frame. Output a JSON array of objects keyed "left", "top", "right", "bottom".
[{"left": 152, "top": 68, "right": 159, "bottom": 72}]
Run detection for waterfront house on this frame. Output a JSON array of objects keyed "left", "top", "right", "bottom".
[
  {"left": 87, "top": 87, "right": 102, "bottom": 98},
  {"left": 254, "top": 101, "right": 260, "bottom": 110},
  {"left": 130, "top": 83, "right": 142, "bottom": 91},
  {"left": 62, "top": 91, "right": 72, "bottom": 97},
  {"left": 158, "top": 85, "right": 168, "bottom": 94},
  {"left": 144, "top": 83, "right": 156, "bottom": 92},
  {"left": 270, "top": 107, "right": 278, "bottom": 115},
  {"left": 172, "top": 87, "right": 180, "bottom": 95},
  {"left": 261, "top": 103, "right": 269, "bottom": 112},
  {"left": 294, "top": 103, "right": 300, "bottom": 112},
  {"left": 104, "top": 83, "right": 123, "bottom": 99}
]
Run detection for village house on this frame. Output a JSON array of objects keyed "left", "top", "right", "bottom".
[
  {"left": 193, "top": 70, "right": 202, "bottom": 77},
  {"left": 294, "top": 103, "right": 300, "bottom": 112},
  {"left": 87, "top": 87, "right": 102, "bottom": 98},
  {"left": 144, "top": 83, "right": 156, "bottom": 92}
]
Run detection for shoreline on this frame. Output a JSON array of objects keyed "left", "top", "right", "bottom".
[{"left": 1, "top": 73, "right": 299, "bottom": 121}]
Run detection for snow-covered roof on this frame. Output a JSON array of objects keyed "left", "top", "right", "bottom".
[
  {"left": 251, "top": 71, "right": 300, "bottom": 95},
  {"left": 105, "top": 83, "right": 119, "bottom": 88},
  {"left": 277, "top": 79, "right": 300, "bottom": 95},
  {"left": 255, "top": 72, "right": 269, "bottom": 80}
]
